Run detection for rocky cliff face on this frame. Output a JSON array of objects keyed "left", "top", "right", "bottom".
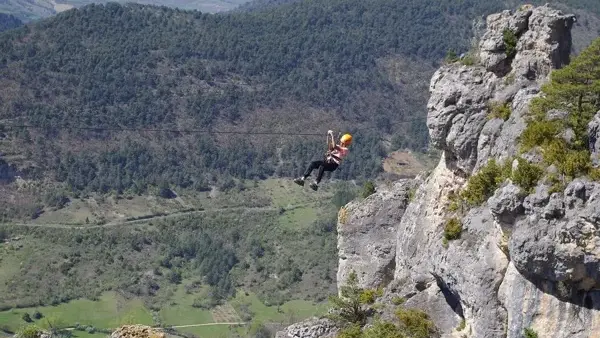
[
  {"left": 275, "top": 318, "right": 339, "bottom": 338},
  {"left": 336, "top": 179, "right": 419, "bottom": 290},
  {"left": 277, "top": 4, "right": 600, "bottom": 338}
]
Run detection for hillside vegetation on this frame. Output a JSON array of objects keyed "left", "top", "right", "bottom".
[
  {"left": 0, "top": 211, "right": 336, "bottom": 308},
  {"left": 0, "top": 179, "right": 354, "bottom": 309},
  {"left": 0, "top": 178, "right": 359, "bottom": 337},
  {"left": 0, "top": 1, "right": 441, "bottom": 186},
  {"left": 0, "top": 0, "right": 499, "bottom": 218},
  {"left": 519, "top": 37, "right": 600, "bottom": 186}
]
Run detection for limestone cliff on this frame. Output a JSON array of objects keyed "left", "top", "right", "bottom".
[{"left": 277, "top": 4, "right": 600, "bottom": 338}]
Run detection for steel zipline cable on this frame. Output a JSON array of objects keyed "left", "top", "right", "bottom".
[{"left": 0, "top": 116, "right": 427, "bottom": 137}]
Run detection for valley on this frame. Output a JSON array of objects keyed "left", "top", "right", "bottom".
[
  {"left": 0, "top": 178, "right": 347, "bottom": 336},
  {"left": 1, "top": 0, "right": 600, "bottom": 337}
]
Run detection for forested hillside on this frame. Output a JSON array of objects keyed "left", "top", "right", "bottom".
[
  {"left": 0, "top": 0, "right": 598, "bottom": 219},
  {"left": 0, "top": 13, "right": 22, "bottom": 32},
  {"left": 237, "top": 0, "right": 600, "bottom": 17},
  {"left": 0, "top": 0, "right": 598, "bottom": 200},
  {"left": 0, "top": 0, "right": 488, "bottom": 203},
  {"left": 0, "top": 207, "right": 339, "bottom": 310}
]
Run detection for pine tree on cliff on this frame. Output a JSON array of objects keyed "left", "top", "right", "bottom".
[
  {"left": 327, "top": 271, "right": 375, "bottom": 327},
  {"left": 520, "top": 37, "right": 600, "bottom": 180},
  {"left": 329, "top": 271, "right": 436, "bottom": 338}
]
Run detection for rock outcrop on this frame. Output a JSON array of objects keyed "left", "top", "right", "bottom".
[
  {"left": 274, "top": 318, "right": 339, "bottom": 338},
  {"left": 276, "top": 4, "right": 600, "bottom": 338},
  {"left": 510, "top": 179, "right": 600, "bottom": 290},
  {"left": 427, "top": 5, "right": 575, "bottom": 175},
  {"left": 499, "top": 262, "right": 600, "bottom": 338},
  {"left": 479, "top": 6, "right": 574, "bottom": 79},
  {"left": 394, "top": 157, "right": 509, "bottom": 338},
  {"left": 110, "top": 325, "right": 166, "bottom": 338},
  {"left": 588, "top": 111, "right": 600, "bottom": 167}
]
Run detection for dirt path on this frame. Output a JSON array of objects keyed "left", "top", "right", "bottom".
[
  {"left": 8, "top": 205, "right": 279, "bottom": 229},
  {"left": 64, "top": 322, "right": 246, "bottom": 333},
  {"left": 169, "top": 322, "right": 246, "bottom": 328}
]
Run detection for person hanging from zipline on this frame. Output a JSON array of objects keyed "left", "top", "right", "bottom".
[{"left": 294, "top": 130, "right": 352, "bottom": 191}]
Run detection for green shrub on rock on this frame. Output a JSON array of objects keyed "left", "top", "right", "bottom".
[
  {"left": 512, "top": 158, "right": 544, "bottom": 194},
  {"left": 444, "top": 218, "right": 463, "bottom": 241},
  {"left": 503, "top": 28, "right": 518, "bottom": 59},
  {"left": 488, "top": 101, "right": 512, "bottom": 121},
  {"left": 396, "top": 308, "right": 436, "bottom": 338},
  {"left": 460, "top": 159, "right": 510, "bottom": 206},
  {"left": 524, "top": 327, "right": 539, "bottom": 338}
]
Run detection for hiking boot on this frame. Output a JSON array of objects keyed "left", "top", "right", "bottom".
[
  {"left": 293, "top": 177, "right": 305, "bottom": 186},
  {"left": 309, "top": 181, "right": 319, "bottom": 191}
]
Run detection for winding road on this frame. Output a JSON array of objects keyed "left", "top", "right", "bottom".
[{"left": 6, "top": 206, "right": 277, "bottom": 229}]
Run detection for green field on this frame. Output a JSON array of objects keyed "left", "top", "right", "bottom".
[
  {"left": 159, "top": 284, "right": 215, "bottom": 326},
  {"left": 229, "top": 290, "right": 329, "bottom": 324},
  {"left": 177, "top": 324, "right": 234, "bottom": 338},
  {"left": 0, "top": 292, "right": 153, "bottom": 331},
  {"left": 0, "top": 288, "right": 329, "bottom": 336},
  {"left": 69, "top": 332, "right": 112, "bottom": 338}
]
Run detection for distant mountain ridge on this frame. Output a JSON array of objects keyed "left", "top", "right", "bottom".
[
  {"left": 0, "top": 0, "right": 67, "bottom": 22},
  {"left": 0, "top": 13, "right": 23, "bottom": 31},
  {"left": 1, "top": 0, "right": 249, "bottom": 22}
]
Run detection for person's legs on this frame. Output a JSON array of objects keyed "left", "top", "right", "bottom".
[
  {"left": 294, "top": 160, "right": 324, "bottom": 186},
  {"left": 309, "top": 160, "right": 339, "bottom": 190},
  {"left": 315, "top": 161, "right": 338, "bottom": 184},
  {"left": 303, "top": 160, "right": 324, "bottom": 179}
]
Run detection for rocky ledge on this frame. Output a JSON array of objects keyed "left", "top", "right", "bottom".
[{"left": 110, "top": 325, "right": 166, "bottom": 338}]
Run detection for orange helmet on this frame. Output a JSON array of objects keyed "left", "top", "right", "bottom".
[{"left": 340, "top": 133, "right": 352, "bottom": 145}]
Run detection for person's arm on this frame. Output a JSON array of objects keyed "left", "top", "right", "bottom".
[{"left": 327, "top": 130, "right": 335, "bottom": 151}]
